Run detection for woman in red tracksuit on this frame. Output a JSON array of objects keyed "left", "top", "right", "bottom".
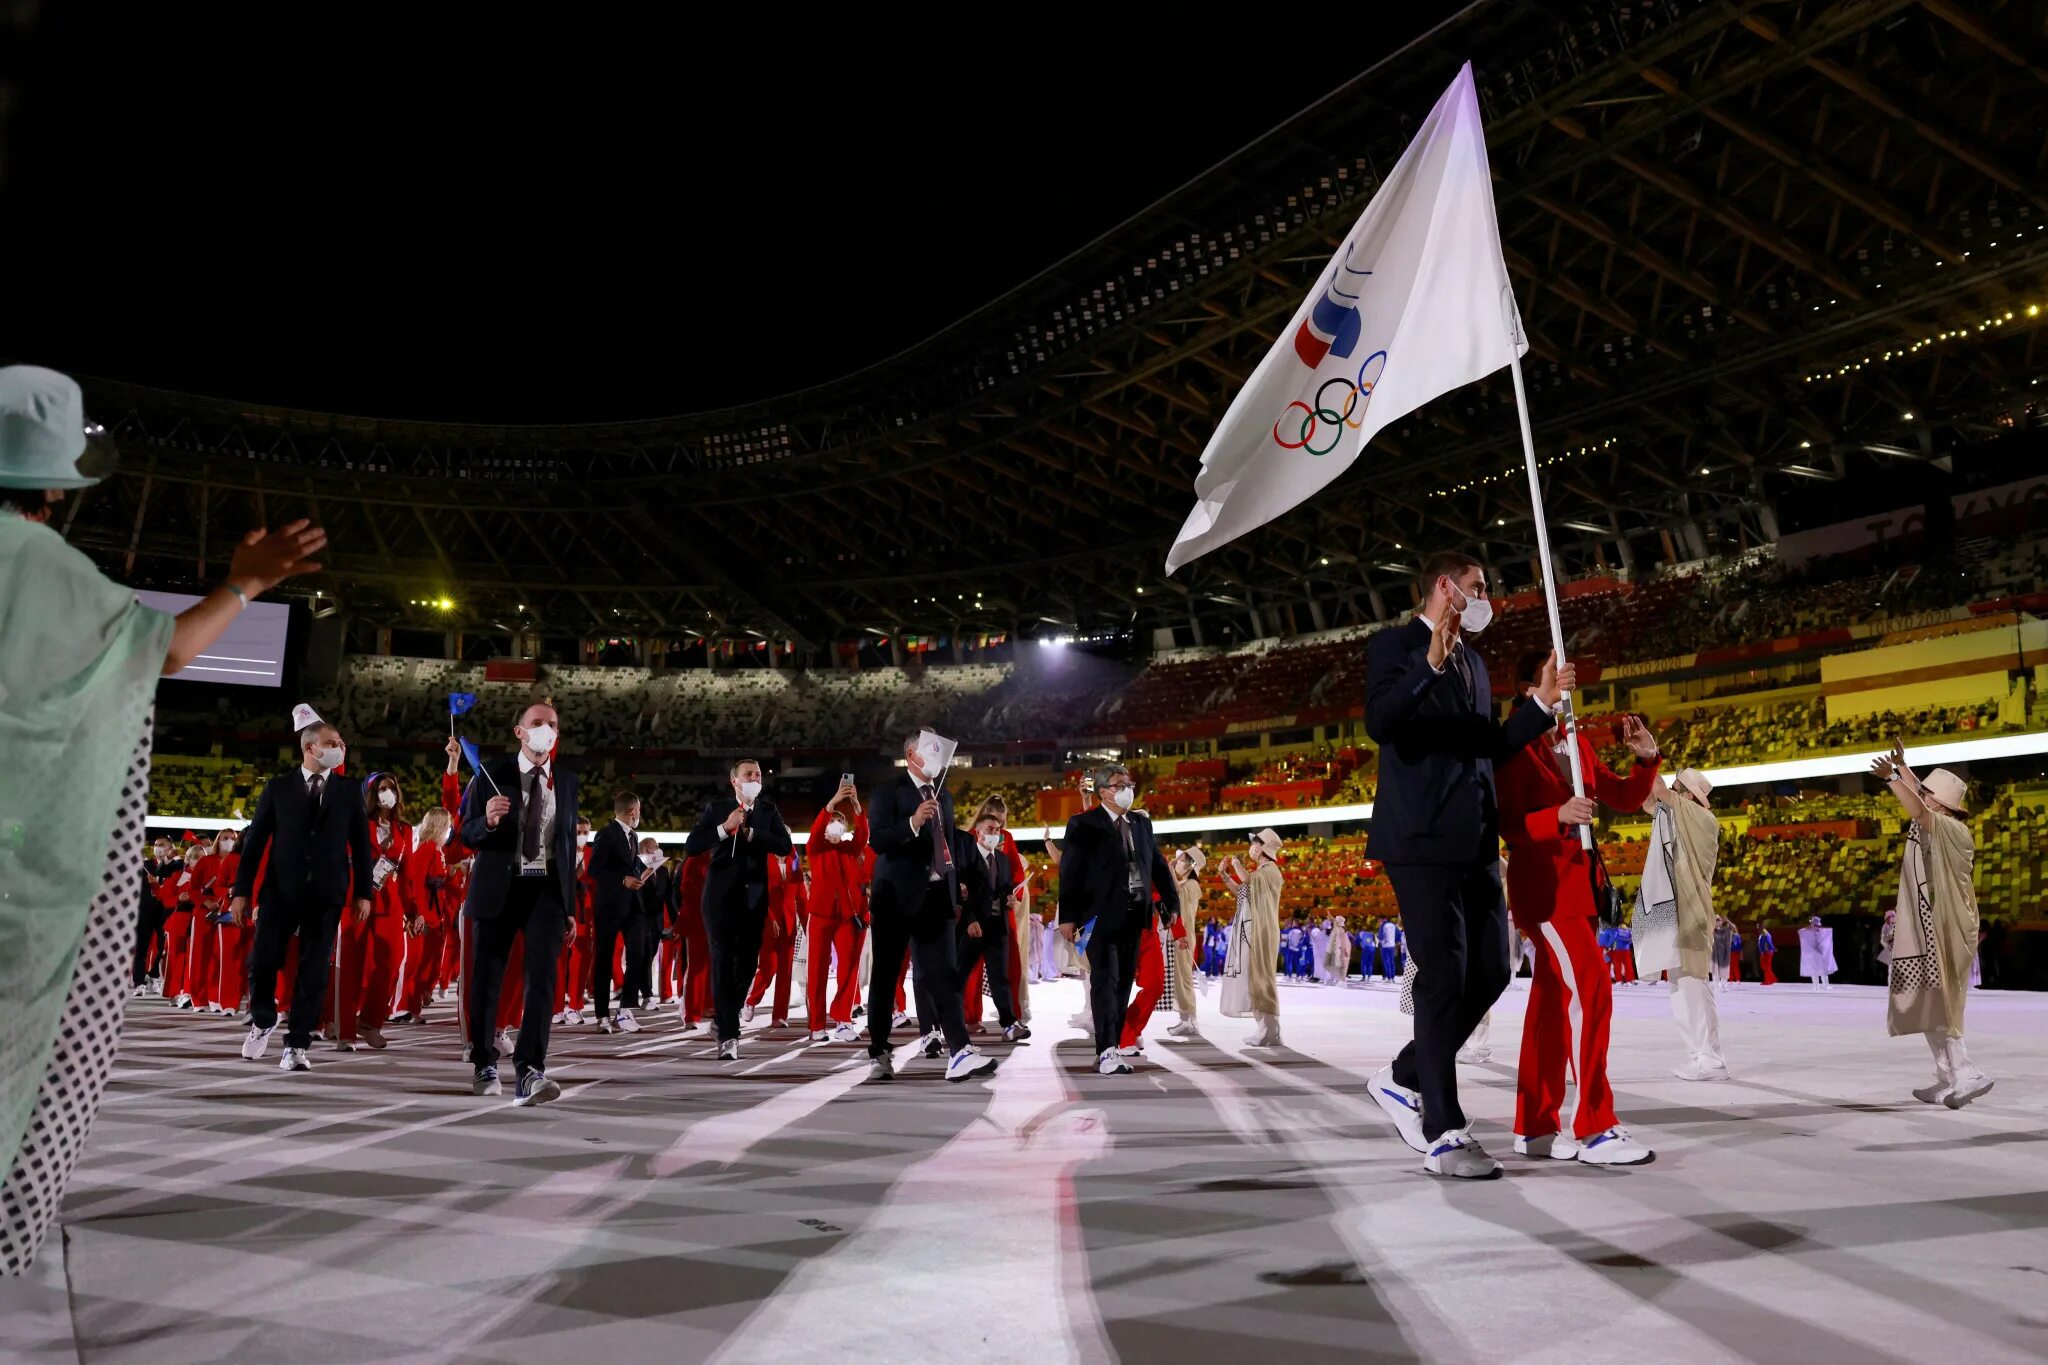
[
  {"left": 1497, "top": 654, "right": 1662, "bottom": 1168},
  {"left": 805, "top": 792, "right": 871, "bottom": 1041},
  {"left": 559, "top": 816, "right": 596, "bottom": 1024},
  {"left": 674, "top": 849, "right": 714, "bottom": 1029},
  {"left": 195, "top": 830, "right": 245, "bottom": 1014},
  {"left": 163, "top": 841, "right": 205, "bottom": 1008},
  {"left": 334, "top": 773, "right": 413, "bottom": 1050},
  {"left": 395, "top": 806, "right": 455, "bottom": 1022},
  {"left": 745, "top": 851, "right": 805, "bottom": 1026}
]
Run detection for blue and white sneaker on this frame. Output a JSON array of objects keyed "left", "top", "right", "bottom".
[
  {"left": 514, "top": 1068, "right": 562, "bottom": 1108},
  {"left": 1576, "top": 1125, "right": 1653, "bottom": 1166},
  {"left": 1423, "top": 1128, "right": 1503, "bottom": 1180},
  {"left": 1369, "top": 1064, "right": 1427, "bottom": 1154},
  {"left": 1514, "top": 1132, "right": 1582, "bottom": 1161}
]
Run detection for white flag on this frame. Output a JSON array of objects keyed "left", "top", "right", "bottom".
[{"left": 1166, "top": 63, "right": 1526, "bottom": 574}]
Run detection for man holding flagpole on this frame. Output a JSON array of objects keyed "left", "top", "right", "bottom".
[{"left": 1161, "top": 63, "right": 1596, "bottom": 1176}]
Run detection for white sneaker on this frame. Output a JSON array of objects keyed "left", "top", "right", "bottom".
[
  {"left": 1912, "top": 1080, "right": 1952, "bottom": 1105},
  {"left": 598, "top": 1017, "right": 615, "bottom": 1035},
  {"left": 891, "top": 1010, "right": 913, "bottom": 1029},
  {"left": 808, "top": 1030, "right": 829, "bottom": 1042},
  {"left": 552, "top": 1011, "right": 567, "bottom": 1025},
  {"left": 741, "top": 1004, "right": 756, "bottom": 1024},
  {"left": 1166, "top": 1019, "right": 1197, "bottom": 1039},
  {"left": 240, "top": 1023, "right": 275, "bottom": 1061},
  {"left": 616, "top": 1009, "right": 642, "bottom": 1034},
  {"left": 1456, "top": 1045, "right": 1492, "bottom": 1064},
  {"left": 719, "top": 1039, "right": 740, "bottom": 1061},
  {"left": 1945, "top": 1073, "right": 1994, "bottom": 1109},
  {"left": 497, "top": 1028, "right": 516, "bottom": 1057},
  {"left": 1514, "top": 1132, "right": 1581, "bottom": 1160},
  {"left": 828, "top": 1021, "right": 863, "bottom": 1045},
  {"left": 1115, "top": 1043, "right": 1145, "bottom": 1058},
  {"left": 1674, "top": 1058, "right": 1730, "bottom": 1082},
  {"left": 1097, "top": 1050, "right": 1134, "bottom": 1076},
  {"left": 564, "top": 1010, "right": 584, "bottom": 1027},
  {"left": 1577, "top": 1126, "right": 1654, "bottom": 1166},
  {"left": 173, "top": 993, "right": 193, "bottom": 1010},
  {"left": 1369, "top": 1064, "right": 1427, "bottom": 1154},
  {"left": 279, "top": 1047, "right": 312, "bottom": 1073},
  {"left": 1423, "top": 1128, "right": 1502, "bottom": 1179},
  {"left": 946, "top": 1047, "right": 999, "bottom": 1083},
  {"left": 1068, "top": 1009, "right": 1094, "bottom": 1031}
]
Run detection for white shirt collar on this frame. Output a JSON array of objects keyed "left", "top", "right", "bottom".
[
  {"left": 614, "top": 818, "right": 635, "bottom": 839},
  {"left": 518, "top": 750, "right": 550, "bottom": 777},
  {"left": 300, "top": 764, "right": 322, "bottom": 784}
]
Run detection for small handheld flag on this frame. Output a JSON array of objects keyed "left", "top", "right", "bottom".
[
  {"left": 448, "top": 691, "right": 478, "bottom": 736},
  {"left": 457, "top": 735, "right": 503, "bottom": 797}
]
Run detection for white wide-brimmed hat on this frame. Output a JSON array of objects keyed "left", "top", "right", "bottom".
[
  {"left": 1922, "top": 768, "right": 1967, "bottom": 813},
  {"left": 0, "top": 365, "right": 117, "bottom": 489},
  {"left": 1675, "top": 768, "right": 1712, "bottom": 803},
  {"left": 1180, "top": 845, "right": 1208, "bottom": 872},
  {"left": 1253, "top": 828, "right": 1283, "bottom": 858}
]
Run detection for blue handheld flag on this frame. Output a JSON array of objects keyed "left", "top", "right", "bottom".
[
  {"left": 457, "top": 735, "right": 502, "bottom": 797},
  {"left": 448, "top": 691, "right": 478, "bottom": 716}
]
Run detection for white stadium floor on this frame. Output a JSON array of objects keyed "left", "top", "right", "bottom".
[{"left": 6, "top": 974, "right": 2046, "bottom": 1364}]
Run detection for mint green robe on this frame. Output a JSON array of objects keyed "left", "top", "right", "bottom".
[{"left": 0, "top": 513, "right": 173, "bottom": 1179}]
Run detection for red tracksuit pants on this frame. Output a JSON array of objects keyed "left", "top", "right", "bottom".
[
  {"left": 334, "top": 911, "right": 405, "bottom": 1039},
  {"left": 1117, "top": 927, "right": 1167, "bottom": 1050},
  {"left": 212, "top": 920, "right": 252, "bottom": 1010},
  {"left": 805, "top": 916, "right": 865, "bottom": 1028},
  {"left": 1728, "top": 955, "right": 1742, "bottom": 984},
  {"left": 186, "top": 916, "right": 223, "bottom": 1010},
  {"left": 658, "top": 935, "right": 679, "bottom": 1001},
  {"left": 747, "top": 927, "right": 796, "bottom": 1021},
  {"left": 1759, "top": 951, "right": 1777, "bottom": 985},
  {"left": 163, "top": 909, "right": 194, "bottom": 999},
  {"left": 398, "top": 922, "right": 445, "bottom": 1018},
  {"left": 560, "top": 929, "right": 591, "bottom": 1012},
  {"left": 677, "top": 910, "right": 712, "bottom": 1025},
  {"left": 1516, "top": 914, "right": 1620, "bottom": 1142}
]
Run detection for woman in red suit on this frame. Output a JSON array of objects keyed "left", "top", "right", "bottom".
[
  {"left": 804, "top": 784, "right": 871, "bottom": 1042},
  {"left": 162, "top": 841, "right": 205, "bottom": 1008},
  {"left": 1496, "top": 652, "right": 1662, "bottom": 1168},
  {"left": 744, "top": 851, "right": 805, "bottom": 1027},
  {"left": 395, "top": 806, "right": 454, "bottom": 1022},
  {"left": 559, "top": 816, "right": 596, "bottom": 1025},
  {"left": 335, "top": 773, "right": 413, "bottom": 1050},
  {"left": 673, "top": 849, "right": 713, "bottom": 1029},
  {"left": 196, "top": 829, "right": 245, "bottom": 1014}
]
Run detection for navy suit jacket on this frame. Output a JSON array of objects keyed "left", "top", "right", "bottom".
[
  {"left": 459, "top": 755, "right": 581, "bottom": 921},
  {"left": 867, "top": 772, "right": 973, "bottom": 921},
  {"left": 683, "top": 795, "right": 792, "bottom": 920},
  {"left": 231, "top": 769, "right": 374, "bottom": 912},
  {"left": 588, "top": 820, "right": 642, "bottom": 921},
  {"left": 1364, "top": 616, "right": 1555, "bottom": 866},
  {"left": 1057, "top": 804, "right": 1176, "bottom": 936}
]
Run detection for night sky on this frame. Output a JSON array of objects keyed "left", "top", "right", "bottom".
[{"left": 1, "top": 6, "right": 1433, "bottom": 423}]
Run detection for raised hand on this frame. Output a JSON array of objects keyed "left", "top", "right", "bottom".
[
  {"left": 227, "top": 519, "right": 328, "bottom": 595},
  {"left": 1622, "top": 715, "right": 1658, "bottom": 760},
  {"left": 1426, "top": 607, "right": 1459, "bottom": 671}
]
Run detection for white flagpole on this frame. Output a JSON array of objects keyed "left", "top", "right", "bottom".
[{"left": 1507, "top": 352, "right": 1593, "bottom": 851}]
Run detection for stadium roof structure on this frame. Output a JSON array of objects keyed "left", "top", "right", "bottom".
[{"left": 50, "top": 0, "right": 2048, "bottom": 652}]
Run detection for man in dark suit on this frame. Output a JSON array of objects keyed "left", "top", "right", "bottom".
[
  {"left": 229, "top": 718, "right": 373, "bottom": 1072},
  {"left": 1364, "top": 550, "right": 1573, "bottom": 1179},
  {"left": 633, "top": 836, "right": 675, "bottom": 1008},
  {"left": 863, "top": 732, "right": 999, "bottom": 1084},
  {"left": 959, "top": 808, "right": 1029, "bottom": 1043},
  {"left": 458, "top": 701, "right": 579, "bottom": 1106},
  {"left": 1057, "top": 763, "right": 1176, "bottom": 1075},
  {"left": 586, "top": 789, "right": 650, "bottom": 1035},
  {"left": 683, "top": 758, "right": 792, "bottom": 1061}
]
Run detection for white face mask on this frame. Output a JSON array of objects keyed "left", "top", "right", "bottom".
[
  {"left": 522, "top": 723, "right": 557, "bottom": 755},
  {"left": 154, "top": 846, "right": 171, "bottom": 860},
  {"left": 825, "top": 819, "right": 848, "bottom": 841},
  {"left": 979, "top": 831, "right": 1002, "bottom": 851},
  {"left": 1448, "top": 581, "right": 1494, "bottom": 635},
  {"left": 640, "top": 852, "right": 662, "bottom": 869},
  {"left": 377, "top": 789, "right": 397, "bottom": 809},
  {"left": 738, "top": 779, "right": 763, "bottom": 803},
  {"left": 1107, "top": 785, "right": 1136, "bottom": 811},
  {"left": 576, "top": 832, "right": 591, "bottom": 848},
  {"left": 218, "top": 837, "right": 234, "bottom": 852},
  {"left": 314, "top": 744, "right": 346, "bottom": 771}
]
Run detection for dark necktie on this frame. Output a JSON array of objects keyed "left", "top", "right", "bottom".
[
  {"left": 921, "top": 784, "right": 952, "bottom": 878},
  {"left": 306, "top": 774, "right": 324, "bottom": 828},
  {"left": 522, "top": 767, "right": 544, "bottom": 862},
  {"left": 1450, "top": 641, "right": 1474, "bottom": 704}
]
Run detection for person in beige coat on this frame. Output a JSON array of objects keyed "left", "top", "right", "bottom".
[
  {"left": 1637, "top": 768, "right": 1725, "bottom": 1080},
  {"left": 1222, "top": 829, "right": 1284, "bottom": 1047},
  {"left": 1165, "top": 846, "right": 1206, "bottom": 1039}
]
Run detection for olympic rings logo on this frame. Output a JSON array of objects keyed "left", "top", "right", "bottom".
[{"left": 1272, "top": 350, "right": 1388, "bottom": 455}]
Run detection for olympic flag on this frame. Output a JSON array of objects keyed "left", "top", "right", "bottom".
[{"left": 1164, "top": 63, "right": 1525, "bottom": 573}]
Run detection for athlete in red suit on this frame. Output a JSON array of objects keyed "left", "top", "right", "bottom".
[
  {"left": 334, "top": 773, "right": 413, "bottom": 1050},
  {"left": 804, "top": 791, "right": 871, "bottom": 1041},
  {"left": 394, "top": 807, "right": 455, "bottom": 1021},
  {"left": 162, "top": 843, "right": 204, "bottom": 1007},
  {"left": 559, "top": 816, "right": 596, "bottom": 1022},
  {"left": 195, "top": 833, "right": 246, "bottom": 1013},
  {"left": 745, "top": 851, "right": 804, "bottom": 1026},
  {"left": 673, "top": 849, "right": 713, "bottom": 1028},
  {"left": 183, "top": 839, "right": 227, "bottom": 1013},
  {"left": 1497, "top": 658, "right": 1662, "bottom": 1168}
]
